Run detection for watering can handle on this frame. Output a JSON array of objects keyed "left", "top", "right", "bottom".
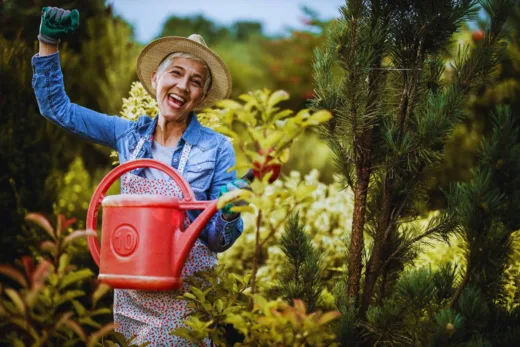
[{"left": 86, "top": 159, "right": 212, "bottom": 267}]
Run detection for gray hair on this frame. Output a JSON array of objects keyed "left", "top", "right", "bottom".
[{"left": 156, "top": 52, "right": 212, "bottom": 97}]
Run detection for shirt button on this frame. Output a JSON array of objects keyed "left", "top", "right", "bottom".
[{"left": 173, "top": 158, "right": 178, "bottom": 162}]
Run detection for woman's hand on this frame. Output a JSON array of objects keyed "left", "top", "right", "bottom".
[
  {"left": 219, "top": 179, "right": 250, "bottom": 220},
  {"left": 38, "top": 7, "right": 80, "bottom": 45}
]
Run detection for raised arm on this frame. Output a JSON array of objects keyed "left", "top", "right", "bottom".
[
  {"left": 32, "top": 7, "right": 131, "bottom": 149},
  {"left": 39, "top": 41, "right": 58, "bottom": 57}
]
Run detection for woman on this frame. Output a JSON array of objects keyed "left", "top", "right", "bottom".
[{"left": 33, "top": 7, "right": 247, "bottom": 346}]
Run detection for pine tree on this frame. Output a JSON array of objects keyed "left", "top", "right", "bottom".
[
  {"left": 447, "top": 106, "right": 520, "bottom": 306},
  {"left": 311, "top": 0, "right": 511, "bottom": 316},
  {"left": 272, "top": 213, "right": 325, "bottom": 313}
]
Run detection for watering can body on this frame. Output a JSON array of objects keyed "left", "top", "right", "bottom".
[{"left": 87, "top": 159, "right": 218, "bottom": 291}]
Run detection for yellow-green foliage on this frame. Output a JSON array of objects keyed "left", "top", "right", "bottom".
[
  {"left": 120, "top": 82, "right": 159, "bottom": 121},
  {"left": 52, "top": 157, "right": 120, "bottom": 230},
  {"left": 208, "top": 89, "right": 332, "bottom": 293},
  {"left": 220, "top": 170, "right": 351, "bottom": 288},
  {"left": 204, "top": 89, "right": 332, "bottom": 174},
  {"left": 171, "top": 266, "right": 340, "bottom": 347},
  {"left": 502, "top": 232, "right": 520, "bottom": 311}
]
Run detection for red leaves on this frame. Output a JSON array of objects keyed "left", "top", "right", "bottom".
[{"left": 253, "top": 148, "right": 281, "bottom": 183}]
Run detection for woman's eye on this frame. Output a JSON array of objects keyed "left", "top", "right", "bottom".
[
  {"left": 171, "top": 70, "right": 181, "bottom": 76},
  {"left": 192, "top": 80, "right": 202, "bottom": 87}
]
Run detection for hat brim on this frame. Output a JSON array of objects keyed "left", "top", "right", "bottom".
[{"left": 136, "top": 36, "right": 232, "bottom": 110}]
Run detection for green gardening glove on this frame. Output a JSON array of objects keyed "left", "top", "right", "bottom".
[
  {"left": 38, "top": 7, "right": 80, "bottom": 45},
  {"left": 218, "top": 179, "right": 250, "bottom": 218}
]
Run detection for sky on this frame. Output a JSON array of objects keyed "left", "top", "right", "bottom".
[{"left": 110, "top": 0, "right": 346, "bottom": 43}]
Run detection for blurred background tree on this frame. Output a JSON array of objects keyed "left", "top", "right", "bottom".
[{"left": 0, "top": 0, "right": 137, "bottom": 263}]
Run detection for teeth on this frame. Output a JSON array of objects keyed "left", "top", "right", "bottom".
[{"left": 170, "top": 94, "right": 185, "bottom": 103}]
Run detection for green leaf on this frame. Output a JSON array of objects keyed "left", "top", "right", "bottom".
[
  {"left": 273, "top": 109, "right": 294, "bottom": 122},
  {"left": 58, "top": 253, "right": 70, "bottom": 275},
  {"left": 183, "top": 292, "right": 197, "bottom": 300},
  {"left": 108, "top": 332, "right": 129, "bottom": 346},
  {"left": 294, "top": 109, "right": 311, "bottom": 124},
  {"left": 87, "top": 322, "right": 116, "bottom": 347},
  {"left": 230, "top": 205, "right": 256, "bottom": 214},
  {"left": 48, "top": 273, "right": 59, "bottom": 287},
  {"left": 72, "top": 300, "right": 87, "bottom": 315},
  {"left": 252, "top": 294, "right": 269, "bottom": 312},
  {"left": 267, "top": 90, "right": 290, "bottom": 110},
  {"left": 170, "top": 327, "right": 193, "bottom": 339},
  {"left": 216, "top": 99, "right": 243, "bottom": 110},
  {"left": 63, "top": 230, "right": 96, "bottom": 247},
  {"left": 40, "top": 241, "right": 57, "bottom": 255},
  {"left": 263, "top": 131, "right": 285, "bottom": 150},
  {"left": 92, "top": 283, "right": 112, "bottom": 308},
  {"left": 214, "top": 125, "right": 240, "bottom": 140},
  {"left": 59, "top": 269, "right": 93, "bottom": 290},
  {"left": 306, "top": 110, "right": 333, "bottom": 126},
  {"left": 90, "top": 307, "right": 112, "bottom": 317},
  {"left": 191, "top": 286, "right": 206, "bottom": 301},
  {"left": 56, "top": 290, "right": 86, "bottom": 306},
  {"left": 214, "top": 299, "right": 224, "bottom": 313},
  {"left": 317, "top": 311, "right": 341, "bottom": 325},
  {"left": 56, "top": 311, "right": 74, "bottom": 328},
  {"left": 79, "top": 316, "right": 102, "bottom": 329},
  {"left": 217, "top": 189, "right": 253, "bottom": 210},
  {"left": 11, "top": 317, "right": 38, "bottom": 339},
  {"left": 5, "top": 288, "right": 25, "bottom": 314}
]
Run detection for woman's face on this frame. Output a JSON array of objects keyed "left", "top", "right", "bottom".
[{"left": 152, "top": 57, "right": 207, "bottom": 123}]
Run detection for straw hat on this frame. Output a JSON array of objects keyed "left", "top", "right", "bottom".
[{"left": 136, "top": 34, "right": 232, "bottom": 110}]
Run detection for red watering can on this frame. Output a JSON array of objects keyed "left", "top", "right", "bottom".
[{"left": 86, "top": 159, "right": 219, "bottom": 291}]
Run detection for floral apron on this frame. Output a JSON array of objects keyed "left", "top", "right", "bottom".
[{"left": 114, "top": 136, "right": 217, "bottom": 346}]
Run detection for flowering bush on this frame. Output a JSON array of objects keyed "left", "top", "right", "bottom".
[{"left": 221, "top": 170, "right": 351, "bottom": 292}]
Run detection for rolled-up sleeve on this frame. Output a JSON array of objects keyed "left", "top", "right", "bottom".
[
  {"left": 194, "top": 138, "right": 244, "bottom": 252},
  {"left": 31, "top": 52, "right": 130, "bottom": 149}
]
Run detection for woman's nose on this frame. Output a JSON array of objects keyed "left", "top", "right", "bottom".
[{"left": 176, "top": 76, "right": 189, "bottom": 92}]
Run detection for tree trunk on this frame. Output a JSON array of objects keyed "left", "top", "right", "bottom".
[
  {"left": 361, "top": 177, "right": 393, "bottom": 313},
  {"left": 449, "top": 259, "right": 472, "bottom": 308},
  {"left": 379, "top": 267, "right": 388, "bottom": 305},
  {"left": 361, "top": 37, "right": 426, "bottom": 313},
  {"left": 347, "top": 158, "right": 371, "bottom": 301}
]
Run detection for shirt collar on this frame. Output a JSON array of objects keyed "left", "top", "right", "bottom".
[
  {"left": 181, "top": 112, "right": 202, "bottom": 146},
  {"left": 142, "top": 112, "right": 202, "bottom": 146}
]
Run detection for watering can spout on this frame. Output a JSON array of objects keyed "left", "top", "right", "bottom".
[{"left": 172, "top": 200, "right": 219, "bottom": 279}]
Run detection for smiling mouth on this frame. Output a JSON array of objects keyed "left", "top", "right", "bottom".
[{"left": 168, "top": 93, "right": 186, "bottom": 109}]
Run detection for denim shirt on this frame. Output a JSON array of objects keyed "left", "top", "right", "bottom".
[{"left": 31, "top": 52, "right": 243, "bottom": 252}]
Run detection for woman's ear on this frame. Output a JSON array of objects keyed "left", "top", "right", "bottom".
[{"left": 151, "top": 71, "right": 157, "bottom": 89}]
